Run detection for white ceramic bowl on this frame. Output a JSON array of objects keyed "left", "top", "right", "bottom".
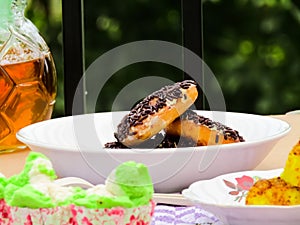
[{"left": 16, "top": 110, "right": 290, "bottom": 193}]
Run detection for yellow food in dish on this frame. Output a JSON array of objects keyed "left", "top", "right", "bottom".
[
  {"left": 246, "top": 140, "right": 300, "bottom": 206},
  {"left": 245, "top": 177, "right": 300, "bottom": 205},
  {"left": 280, "top": 140, "right": 300, "bottom": 187}
]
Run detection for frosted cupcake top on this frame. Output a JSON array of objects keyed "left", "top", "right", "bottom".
[{"left": 0, "top": 152, "right": 153, "bottom": 209}]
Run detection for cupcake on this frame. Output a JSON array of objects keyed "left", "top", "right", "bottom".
[{"left": 0, "top": 152, "right": 155, "bottom": 224}]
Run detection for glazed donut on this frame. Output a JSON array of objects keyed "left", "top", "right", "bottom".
[
  {"left": 115, "top": 80, "right": 198, "bottom": 147},
  {"left": 165, "top": 110, "right": 245, "bottom": 146}
]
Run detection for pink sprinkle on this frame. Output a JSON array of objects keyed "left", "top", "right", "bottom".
[
  {"left": 70, "top": 205, "right": 78, "bottom": 216},
  {"left": 68, "top": 217, "right": 78, "bottom": 225},
  {"left": 108, "top": 208, "right": 125, "bottom": 216},
  {"left": 69, "top": 205, "right": 79, "bottom": 225},
  {"left": 130, "top": 215, "right": 136, "bottom": 221},
  {"left": 82, "top": 216, "right": 93, "bottom": 225},
  {"left": 24, "top": 214, "right": 33, "bottom": 225},
  {"left": 137, "top": 221, "right": 143, "bottom": 225}
]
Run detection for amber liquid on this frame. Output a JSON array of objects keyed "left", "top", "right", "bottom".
[{"left": 0, "top": 53, "right": 57, "bottom": 153}]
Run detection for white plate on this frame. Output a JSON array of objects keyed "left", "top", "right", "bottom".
[
  {"left": 16, "top": 110, "right": 290, "bottom": 193},
  {"left": 182, "top": 169, "right": 300, "bottom": 225}
]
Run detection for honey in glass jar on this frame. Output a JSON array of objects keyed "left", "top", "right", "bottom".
[{"left": 0, "top": 0, "right": 57, "bottom": 153}]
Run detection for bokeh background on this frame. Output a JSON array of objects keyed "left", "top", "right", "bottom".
[{"left": 26, "top": 0, "right": 300, "bottom": 117}]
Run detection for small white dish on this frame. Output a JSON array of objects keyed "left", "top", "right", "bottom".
[
  {"left": 182, "top": 169, "right": 300, "bottom": 225},
  {"left": 286, "top": 110, "right": 300, "bottom": 115},
  {"left": 16, "top": 110, "right": 290, "bottom": 193}
]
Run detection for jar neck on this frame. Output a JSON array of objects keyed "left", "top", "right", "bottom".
[
  {"left": 12, "top": 0, "right": 27, "bottom": 19},
  {"left": 0, "top": 0, "right": 13, "bottom": 26},
  {"left": 0, "top": 0, "right": 27, "bottom": 28}
]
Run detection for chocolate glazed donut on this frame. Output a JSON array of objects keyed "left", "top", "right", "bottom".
[
  {"left": 165, "top": 109, "right": 245, "bottom": 146},
  {"left": 115, "top": 80, "right": 198, "bottom": 147}
]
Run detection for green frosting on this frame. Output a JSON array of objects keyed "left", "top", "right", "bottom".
[
  {"left": 74, "top": 195, "right": 133, "bottom": 209},
  {"left": 113, "top": 161, "right": 154, "bottom": 206},
  {"left": 0, "top": 184, "right": 5, "bottom": 200},
  {"left": 1, "top": 152, "right": 153, "bottom": 209},
  {"left": 3, "top": 152, "right": 58, "bottom": 208},
  {"left": 5, "top": 184, "right": 54, "bottom": 209},
  {"left": 7, "top": 152, "right": 57, "bottom": 188},
  {"left": 37, "top": 163, "right": 57, "bottom": 179},
  {"left": 0, "top": 177, "right": 7, "bottom": 199},
  {"left": 74, "top": 161, "right": 153, "bottom": 209},
  {"left": 56, "top": 187, "right": 87, "bottom": 206}
]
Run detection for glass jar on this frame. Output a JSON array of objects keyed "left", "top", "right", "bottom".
[{"left": 0, "top": 0, "right": 57, "bottom": 153}]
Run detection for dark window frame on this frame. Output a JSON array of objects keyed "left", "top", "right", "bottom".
[{"left": 62, "top": 0, "right": 202, "bottom": 115}]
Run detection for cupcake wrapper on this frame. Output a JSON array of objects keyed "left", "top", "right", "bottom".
[
  {"left": 73, "top": 200, "right": 155, "bottom": 225},
  {"left": 10, "top": 206, "right": 43, "bottom": 225},
  {"left": 123, "top": 200, "right": 156, "bottom": 225},
  {"left": 40, "top": 206, "right": 74, "bottom": 225},
  {"left": 0, "top": 200, "right": 155, "bottom": 225},
  {"left": 0, "top": 203, "right": 74, "bottom": 225},
  {"left": 72, "top": 204, "right": 125, "bottom": 224}
]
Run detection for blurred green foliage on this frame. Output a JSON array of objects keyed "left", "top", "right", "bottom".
[
  {"left": 203, "top": 0, "right": 300, "bottom": 114},
  {"left": 25, "top": 0, "right": 300, "bottom": 117}
]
